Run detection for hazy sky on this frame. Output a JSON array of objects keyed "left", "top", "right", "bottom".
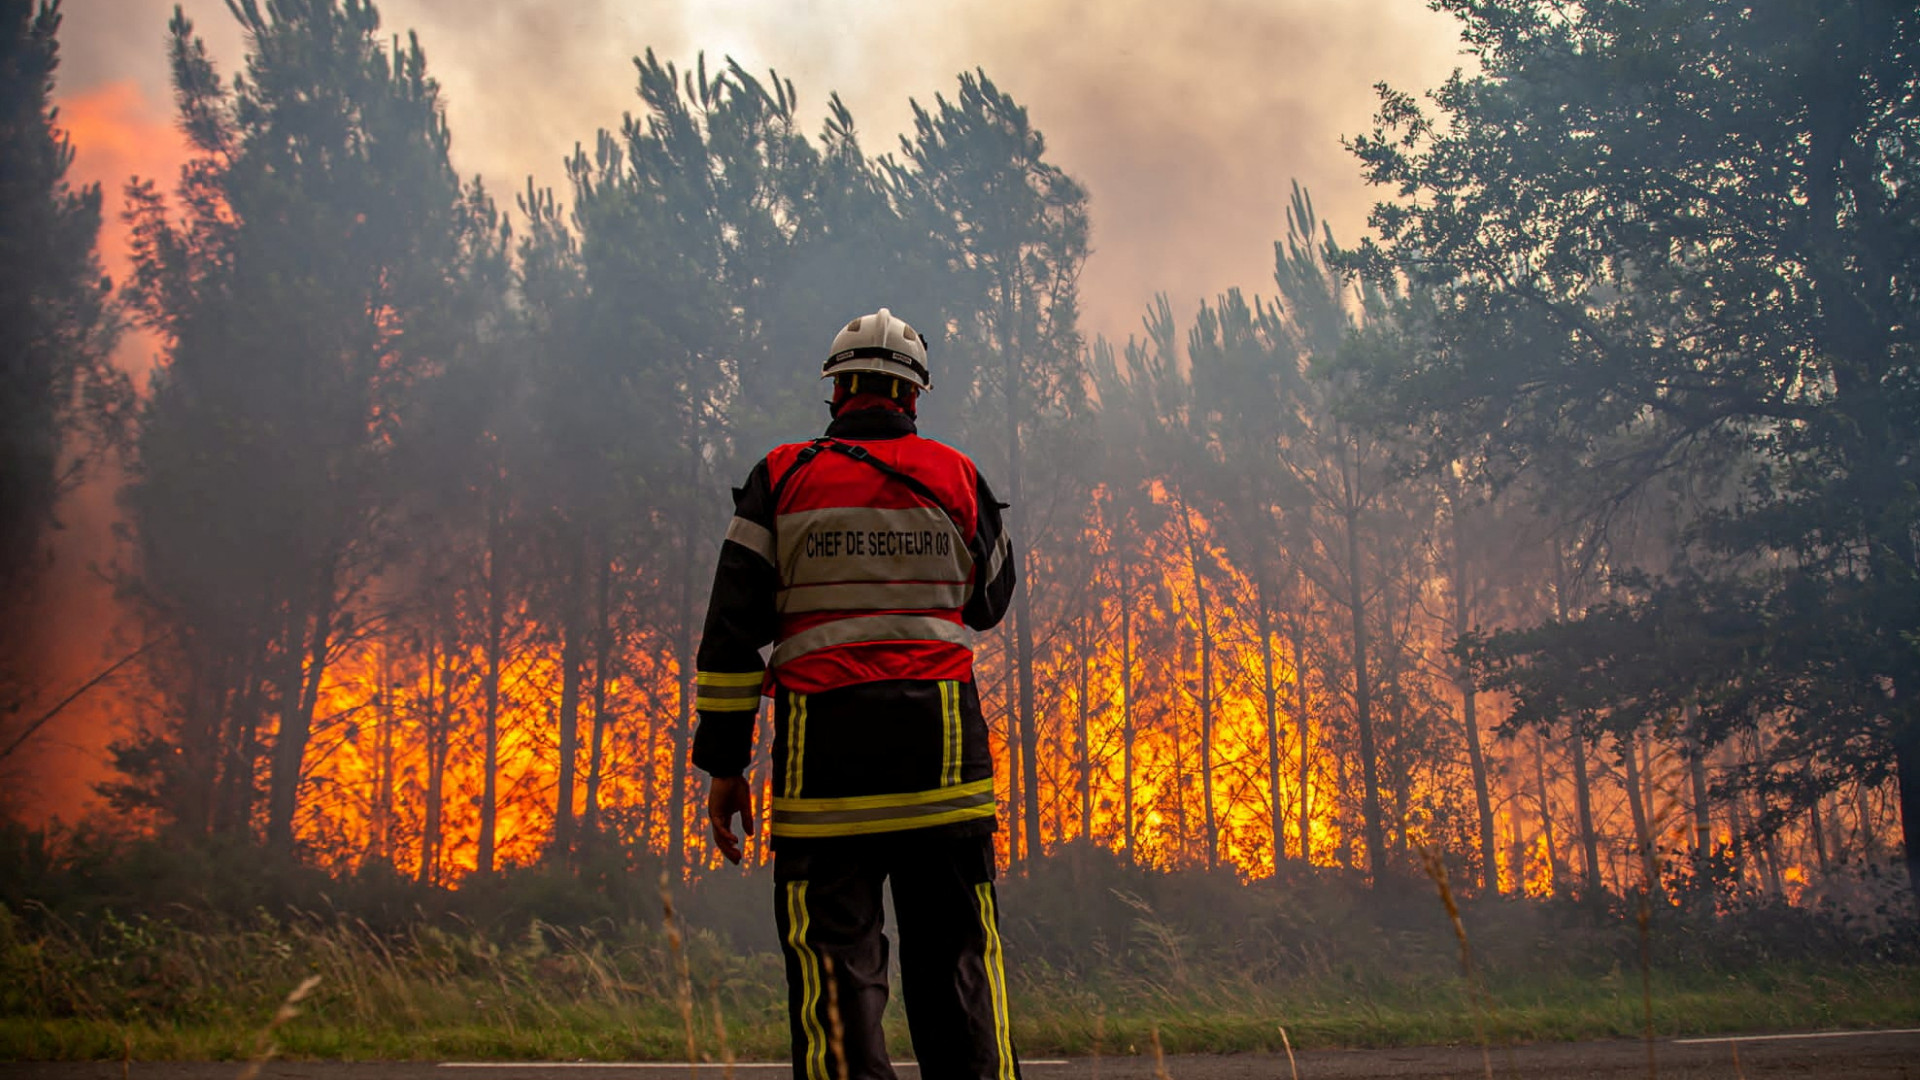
[
  {"left": 25, "top": 0, "right": 1465, "bottom": 821},
  {"left": 57, "top": 0, "right": 1465, "bottom": 342}
]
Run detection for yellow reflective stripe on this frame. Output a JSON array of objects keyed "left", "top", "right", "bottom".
[
  {"left": 783, "top": 691, "right": 808, "bottom": 799},
  {"left": 786, "top": 882, "right": 828, "bottom": 1080},
  {"left": 770, "top": 802, "right": 998, "bottom": 838},
  {"left": 941, "top": 681, "right": 962, "bottom": 787},
  {"left": 696, "top": 670, "right": 764, "bottom": 688},
  {"left": 694, "top": 695, "right": 759, "bottom": 712},
  {"left": 773, "top": 777, "right": 992, "bottom": 814},
  {"left": 977, "top": 882, "right": 1015, "bottom": 1079}
]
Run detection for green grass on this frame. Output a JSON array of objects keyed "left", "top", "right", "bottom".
[
  {"left": 5, "top": 846, "right": 1916, "bottom": 1063},
  {"left": 4, "top": 898, "right": 1914, "bottom": 1063}
]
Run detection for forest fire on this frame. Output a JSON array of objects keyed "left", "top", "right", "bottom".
[{"left": 6, "top": 0, "right": 1909, "bottom": 931}]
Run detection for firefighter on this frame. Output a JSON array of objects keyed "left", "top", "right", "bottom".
[{"left": 691, "top": 307, "right": 1019, "bottom": 1080}]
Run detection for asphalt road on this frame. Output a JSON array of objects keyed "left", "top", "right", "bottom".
[{"left": 7, "top": 1030, "right": 1920, "bottom": 1079}]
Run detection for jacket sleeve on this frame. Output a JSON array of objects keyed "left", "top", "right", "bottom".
[
  {"left": 690, "top": 458, "right": 779, "bottom": 779},
  {"left": 962, "top": 470, "right": 1015, "bottom": 632}
]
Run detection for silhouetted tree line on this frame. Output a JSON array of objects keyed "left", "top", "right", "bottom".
[{"left": 2, "top": 0, "right": 1913, "bottom": 907}]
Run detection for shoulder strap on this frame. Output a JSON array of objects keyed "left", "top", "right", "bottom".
[{"left": 769, "top": 437, "right": 964, "bottom": 534}]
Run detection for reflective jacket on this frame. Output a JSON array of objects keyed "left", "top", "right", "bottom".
[{"left": 690, "top": 405, "right": 1015, "bottom": 843}]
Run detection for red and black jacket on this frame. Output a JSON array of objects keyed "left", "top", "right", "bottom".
[{"left": 691, "top": 405, "right": 1015, "bottom": 843}]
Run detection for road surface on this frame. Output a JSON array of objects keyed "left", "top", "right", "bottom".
[{"left": 7, "top": 1030, "right": 1920, "bottom": 1079}]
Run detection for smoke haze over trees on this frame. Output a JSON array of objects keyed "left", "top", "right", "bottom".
[{"left": 2, "top": 0, "right": 1916, "bottom": 923}]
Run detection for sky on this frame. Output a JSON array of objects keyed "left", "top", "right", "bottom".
[{"left": 24, "top": 0, "right": 1467, "bottom": 821}]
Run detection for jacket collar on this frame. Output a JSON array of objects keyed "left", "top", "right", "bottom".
[{"left": 826, "top": 407, "right": 917, "bottom": 440}]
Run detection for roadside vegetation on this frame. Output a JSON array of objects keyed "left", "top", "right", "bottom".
[{"left": 4, "top": 828, "right": 1914, "bottom": 1062}]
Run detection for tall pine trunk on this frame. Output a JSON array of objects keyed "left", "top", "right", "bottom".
[
  {"left": 477, "top": 502, "right": 506, "bottom": 877},
  {"left": 1293, "top": 612, "right": 1313, "bottom": 865},
  {"left": 1532, "top": 730, "right": 1560, "bottom": 896},
  {"left": 1570, "top": 733, "right": 1601, "bottom": 895},
  {"left": 419, "top": 627, "right": 452, "bottom": 887},
  {"left": 1686, "top": 707, "right": 1712, "bottom": 868},
  {"left": 1076, "top": 608, "right": 1092, "bottom": 842},
  {"left": 552, "top": 528, "right": 586, "bottom": 860},
  {"left": 267, "top": 554, "right": 338, "bottom": 857},
  {"left": 1258, "top": 583, "right": 1282, "bottom": 870},
  {"left": 1120, "top": 547, "right": 1136, "bottom": 866},
  {"left": 1620, "top": 734, "right": 1657, "bottom": 897},
  {"left": 1000, "top": 293, "right": 1040, "bottom": 865},
  {"left": 1177, "top": 495, "right": 1218, "bottom": 870},
  {"left": 667, "top": 472, "right": 697, "bottom": 878},
  {"left": 1450, "top": 507, "right": 1498, "bottom": 892},
  {"left": 1344, "top": 498, "right": 1386, "bottom": 882},
  {"left": 582, "top": 545, "right": 614, "bottom": 841}
]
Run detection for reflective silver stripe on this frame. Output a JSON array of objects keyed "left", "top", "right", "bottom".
[
  {"left": 984, "top": 532, "right": 1011, "bottom": 585},
  {"left": 771, "top": 614, "right": 970, "bottom": 668},
  {"left": 725, "top": 516, "right": 776, "bottom": 564},
  {"left": 776, "top": 505, "right": 972, "bottom": 587},
  {"left": 777, "top": 580, "right": 971, "bottom": 615}
]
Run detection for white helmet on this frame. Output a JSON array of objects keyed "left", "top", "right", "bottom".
[{"left": 822, "top": 307, "right": 931, "bottom": 392}]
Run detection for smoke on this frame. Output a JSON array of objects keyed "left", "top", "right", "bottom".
[
  {"left": 29, "top": 0, "right": 1461, "bottom": 824},
  {"left": 70, "top": 0, "right": 1459, "bottom": 341}
]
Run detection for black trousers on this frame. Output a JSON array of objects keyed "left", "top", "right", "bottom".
[{"left": 772, "top": 832, "right": 1021, "bottom": 1080}]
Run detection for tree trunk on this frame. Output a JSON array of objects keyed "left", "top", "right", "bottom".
[
  {"left": 1810, "top": 796, "right": 1830, "bottom": 874},
  {"left": 1176, "top": 496, "right": 1219, "bottom": 870},
  {"left": 1449, "top": 505, "right": 1498, "bottom": 893},
  {"left": 582, "top": 544, "right": 614, "bottom": 842},
  {"left": 1258, "top": 583, "right": 1282, "bottom": 871},
  {"left": 1620, "top": 734, "right": 1657, "bottom": 896},
  {"left": 669, "top": 521, "right": 694, "bottom": 880},
  {"left": 1293, "top": 613, "right": 1313, "bottom": 866},
  {"left": 1003, "top": 315, "right": 1040, "bottom": 866},
  {"left": 477, "top": 503, "right": 506, "bottom": 877},
  {"left": 267, "top": 554, "right": 338, "bottom": 857},
  {"left": 1897, "top": 724, "right": 1920, "bottom": 902},
  {"left": 1344, "top": 502, "right": 1387, "bottom": 883},
  {"left": 1076, "top": 607, "right": 1092, "bottom": 843},
  {"left": 1120, "top": 548, "right": 1136, "bottom": 866},
  {"left": 419, "top": 629, "right": 451, "bottom": 888},
  {"left": 1686, "top": 708, "right": 1712, "bottom": 868},
  {"left": 1569, "top": 732, "right": 1601, "bottom": 895},
  {"left": 552, "top": 529, "right": 586, "bottom": 860},
  {"left": 1533, "top": 729, "right": 1560, "bottom": 896},
  {"left": 372, "top": 646, "right": 394, "bottom": 866}
]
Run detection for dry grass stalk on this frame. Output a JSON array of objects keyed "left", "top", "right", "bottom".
[
  {"left": 1420, "top": 846, "right": 1493, "bottom": 1080},
  {"left": 821, "top": 954, "right": 850, "bottom": 1080},
  {"left": 1150, "top": 1024, "right": 1170, "bottom": 1080},
  {"left": 1629, "top": 789, "right": 1666, "bottom": 1080},
  {"left": 1636, "top": 890, "right": 1657, "bottom": 1080},
  {"left": 709, "top": 978, "right": 735, "bottom": 1080},
  {"left": 236, "top": 974, "right": 321, "bottom": 1080},
  {"left": 1730, "top": 1040, "right": 1745, "bottom": 1080},
  {"left": 658, "top": 870, "right": 698, "bottom": 1072},
  {"left": 1091, "top": 1009, "right": 1103, "bottom": 1080},
  {"left": 1279, "top": 1025, "right": 1298, "bottom": 1080}
]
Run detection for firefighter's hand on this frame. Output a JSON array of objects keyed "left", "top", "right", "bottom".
[{"left": 707, "top": 775, "right": 755, "bottom": 865}]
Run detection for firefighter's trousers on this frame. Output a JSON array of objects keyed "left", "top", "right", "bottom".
[{"left": 772, "top": 832, "right": 1020, "bottom": 1080}]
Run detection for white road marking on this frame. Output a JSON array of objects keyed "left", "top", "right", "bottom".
[
  {"left": 438, "top": 1062, "right": 1069, "bottom": 1070},
  {"left": 1673, "top": 1028, "right": 1920, "bottom": 1045}
]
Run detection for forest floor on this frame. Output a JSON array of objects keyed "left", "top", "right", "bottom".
[{"left": 5, "top": 1031, "right": 1920, "bottom": 1078}]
